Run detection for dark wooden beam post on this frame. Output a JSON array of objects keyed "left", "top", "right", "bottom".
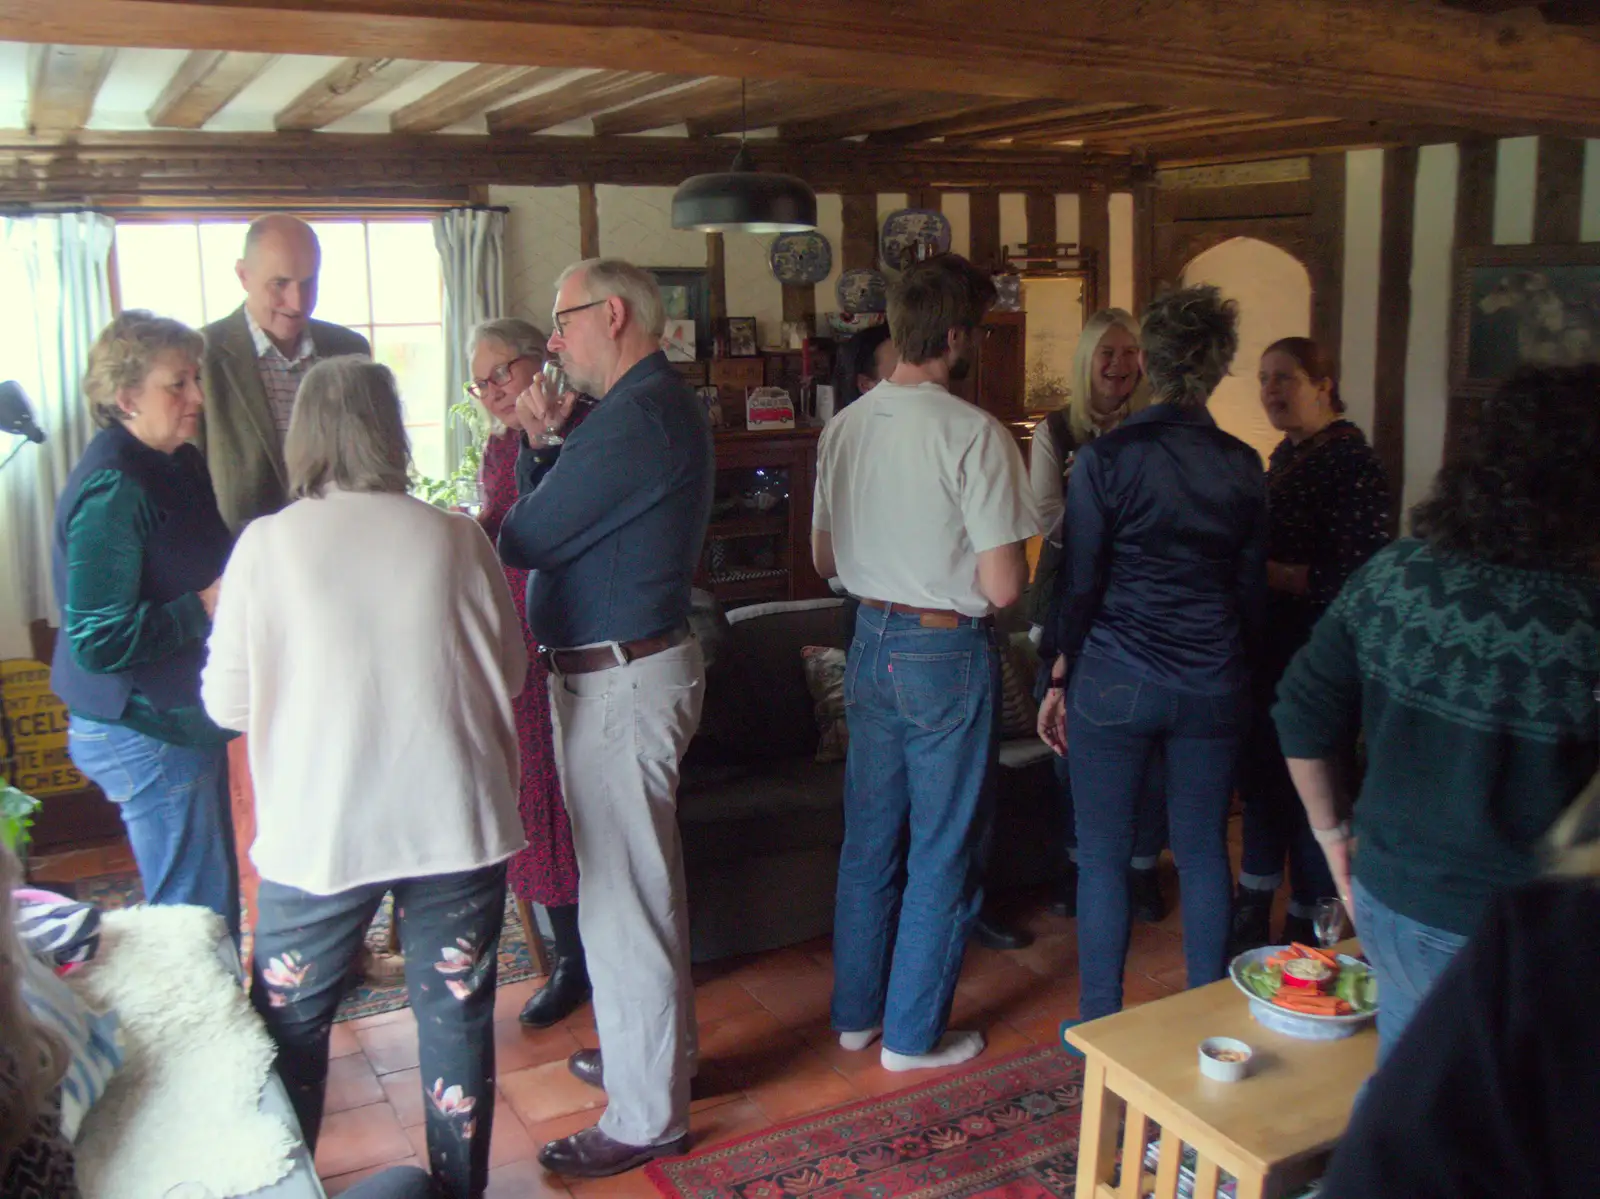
[
  {"left": 1078, "top": 185, "right": 1110, "bottom": 315},
  {"left": 910, "top": 187, "right": 940, "bottom": 213},
  {"left": 706, "top": 232, "right": 726, "bottom": 323},
  {"left": 1455, "top": 138, "right": 1497, "bottom": 249},
  {"left": 578, "top": 182, "right": 600, "bottom": 258},
  {"left": 1308, "top": 153, "right": 1346, "bottom": 373},
  {"left": 1373, "top": 146, "right": 1418, "bottom": 531},
  {"left": 969, "top": 190, "right": 1001, "bottom": 272},
  {"left": 1025, "top": 190, "right": 1056, "bottom": 249},
  {"left": 1131, "top": 181, "right": 1156, "bottom": 314},
  {"left": 1534, "top": 136, "right": 1586, "bottom": 244},
  {"left": 841, "top": 193, "right": 878, "bottom": 271}
]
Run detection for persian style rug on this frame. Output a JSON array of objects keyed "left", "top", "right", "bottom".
[
  {"left": 58, "top": 869, "right": 544, "bottom": 1022},
  {"left": 647, "top": 1046, "right": 1086, "bottom": 1199}
]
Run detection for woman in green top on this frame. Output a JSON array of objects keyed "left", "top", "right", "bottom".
[
  {"left": 50, "top": 312, "right": 239, "bottom": 938},
  {"left": 1273, "top": 364, "right": 1600, "bottom": 1060}
]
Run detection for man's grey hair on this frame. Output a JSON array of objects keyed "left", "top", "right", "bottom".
[
  {"left": 468, "top": 317, "right": 548, "bottom": 361},
  {"left": 286, "top": 356, "right": 412, "bottom": 499},
  {"left": 556, "top": 258, "right": 667, "bottom": 340},
  {"left": 1138, "top": 284, "right": 1240, "bottom": 410}
]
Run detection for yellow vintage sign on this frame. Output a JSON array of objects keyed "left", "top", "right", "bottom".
[{"left": 1, "top": 659, "right": 86, "bottom": 797}]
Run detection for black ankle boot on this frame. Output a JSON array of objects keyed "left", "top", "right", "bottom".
[
  {"left": 1228, "top": 890, "right": 1275, "bottom": 957},
  {"left": 1130, "top": 868, "right": 1166, "bottom": 924},
  {"left": 519, "top": 955, "right": 592, "bottom": 1027}
]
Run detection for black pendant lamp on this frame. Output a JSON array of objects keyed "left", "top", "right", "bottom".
[{"left": 671, "top": 80, "right": 817, "bottom": 234}]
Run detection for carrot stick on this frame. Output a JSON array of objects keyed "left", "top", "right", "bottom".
[{"left": 1292, "top": 943, "right": 1340, "bottom": 968}]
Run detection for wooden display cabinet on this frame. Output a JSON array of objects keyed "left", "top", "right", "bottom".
[
  {"left": 949, "top": 309, "right": 1027, "bottom": 421},
  {"left": 700, "top": 427, "right": 830, "bottom": 608}
]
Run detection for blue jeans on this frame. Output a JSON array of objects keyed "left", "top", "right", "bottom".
[
  {"left": 67, "top": 715, "right": 239, "bottom": 940},
  {"left": 831, "top": 606, "right": 997, "bottom": 1055},
  {"left": 1068, "top": 656, "right": 1243, "bottom": 1020},
  {"left": 1350, "top": 876, "right": 1468, "bottom": 1063},
  {"left": 1238, "top": 704, "right": 1336, "bottom": 917},
  {"left": 253, "top": 864, "right": 506, "bottom": 1199}
]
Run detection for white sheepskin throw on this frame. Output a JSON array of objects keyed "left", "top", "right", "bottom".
[{"left": 67, "top": 905, "right": 297, "bottom": 1198}]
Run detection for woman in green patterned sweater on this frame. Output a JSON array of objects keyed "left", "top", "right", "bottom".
[{"left": 1273, "top": 364, "right": 1600, "bottom": 1061}]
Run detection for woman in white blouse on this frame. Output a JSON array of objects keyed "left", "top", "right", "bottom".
[{"left": 202, "top": 356, "right": 526, "bottom": 1199}]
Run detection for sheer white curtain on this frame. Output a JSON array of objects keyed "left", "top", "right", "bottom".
[
  {"left": 432, "top": 207, "right": 506, "bottom": 471},
  {"left": 0, "top": 213, "right": 115, "bottom": 648}
]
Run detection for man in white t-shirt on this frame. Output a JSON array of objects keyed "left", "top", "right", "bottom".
[{"left": 812, "top": 253, "right": 1040, "bottom": 1073}]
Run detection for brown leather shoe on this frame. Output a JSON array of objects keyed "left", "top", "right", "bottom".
[
  {"left": 568, "top": 1048, "right": 604, "bottom": 1090},
  {"left": 537, "top": 1125, "right": 689, "bottom": 1178}
]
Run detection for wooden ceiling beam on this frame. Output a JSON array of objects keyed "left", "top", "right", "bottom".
[
  {"left": 0, "top": 131, "right": 1139, "bottom": 201},
  {"left": 1148, "top": 120, "right": 1476, "bottom": 167},
  {"left": 26, "top": 44, "right": 116, "bottom": 133},
  {"left": 390, "top": 64, "right": 569, "bottom": 133},
  {"left": 486, "top": 69, "right": 697, "bottom": 133},
  {"left": 589, "top": 76, "right": 743, "bottom": 135},
  {"left": 274, "top": 57, "right": 430, "bottom": 131},
  {"left": 957, "top": 105, "right": 1206, "bottom": 144},
  {"left": 868, "top": 101, "right": 1146, "bottom": 143},
  {"left": 779, "top": 93, "right": 1002, "bottom": 142},
  {"left": 5, "top": 0, "right": 1600, "bottom": 134},
  {"left": 1007, "top": 112, "right": 1328, "bottom": 148},
  {"left": 684, "top": 81, "right": 888, "bottom": 137},
  {"left": 147, "top": 50, "right": 277, "bottom": 129}
]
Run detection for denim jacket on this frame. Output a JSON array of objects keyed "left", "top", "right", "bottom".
[{"left": 1050, "top": 403, "right": 1267, "bottom": 695}]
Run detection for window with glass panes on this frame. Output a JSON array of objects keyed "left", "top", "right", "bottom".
[{"left": 112, "top": 218, "right": 447, "bottom": 478}]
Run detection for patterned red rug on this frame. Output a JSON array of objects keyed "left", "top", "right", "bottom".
[{"left": 646, "top": 1046, "right": 1085, "bottom": 1199}]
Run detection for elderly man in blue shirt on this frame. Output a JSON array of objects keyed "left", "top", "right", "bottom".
[{"left": 498, "top": 258, "right": 714, "bottom": 1179}]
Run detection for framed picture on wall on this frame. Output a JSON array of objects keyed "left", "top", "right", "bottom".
[
  {"left": 1451, "top": 244, "right": 1600, "bottom": 397},
  {"left": 723, "top": 317, "right": 759, "bottom": 357},
  {"left": 661, "top": 319, "right": 696, "bottom": 362},
  {"left": 647, "top": 268, "right": 710, "bottom": 358}
]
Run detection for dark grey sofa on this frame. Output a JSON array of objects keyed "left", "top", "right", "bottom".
[{"left": 678, "top": 596, "right": 1060, "bottom": 963}]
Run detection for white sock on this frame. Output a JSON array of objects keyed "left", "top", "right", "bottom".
[
  {"left": 838, "top": 1027, "right": 881, "bottom": 1051},
  {"left": 880, "top": 1030, "right": 985, "bottom": 1072}
]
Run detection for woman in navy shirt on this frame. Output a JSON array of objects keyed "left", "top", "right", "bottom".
[{"left": 1038, "top": 285, "right": 1266, "bottom": 1020}]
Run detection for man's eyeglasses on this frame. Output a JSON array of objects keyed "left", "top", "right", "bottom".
[
  {"left": 464, "top": 355, "right": 536, "bottom": 400},
  {"left": 552, "top": 299, "right": 605, "bottom": 337}
]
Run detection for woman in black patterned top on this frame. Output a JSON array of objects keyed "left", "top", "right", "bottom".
[{"left": 1231, "top": 337, "right": 1391, "bottom": 951}]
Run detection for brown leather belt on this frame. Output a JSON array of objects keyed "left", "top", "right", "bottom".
[
  {"left": 541, "top": 627, "right": 689, "bottom": 675},
  {"left": 858, "top": 597, "right": 992, "bottom": 629}
]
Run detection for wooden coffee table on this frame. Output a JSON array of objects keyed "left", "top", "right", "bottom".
[{"left": 1065, "top": 942, "right": 1375, "bottom": 1199}]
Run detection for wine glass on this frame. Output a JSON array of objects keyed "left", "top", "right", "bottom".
[
  {"left": 532, "top": 360, "right": 569, "bottom": 447},
  {"left": 1313, "top": 897, "right": 1346, "bottom": 949}
]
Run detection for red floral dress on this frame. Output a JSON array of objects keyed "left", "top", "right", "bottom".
[{"left": 478, "top": 428, "right": 581, "bottom": 906}]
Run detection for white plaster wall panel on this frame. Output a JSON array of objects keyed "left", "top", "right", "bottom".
[
  {"left": 1401, "top": 144, "right": 1460, "bottom": 516},
  {"left": 724, "top": 231, "right": 783, "bottom": 348},
  {"left": 492, "top": 185, "right": 582, "bottom": 327},
  {"left": 1339, "top": 149, "right": 1385, "bottom": 440},
  {"left": 813, "top": 193, "right": 846, "bottom": 315},
  {"left": 1109, "top": 191, "right": 1134, "bottom": 313},
  {"left": 943, "top": 192, "right": 971, "bottom": 259},
  {"left": 999, "top": 193, "right": 1027, "bottom": 254},
  {"left": 1493, "top": 137, "right": 1538, "bottom": 246},
  {"left": 1582, "top": 140, "right": 1600, "bottom": 243},
  {"left": 596, "top": 185, "right": 707, "bottom": 267}
]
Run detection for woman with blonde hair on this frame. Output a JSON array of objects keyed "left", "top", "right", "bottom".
[
  {"left": 1030, "top": 309, "right": 1164, "bottom": 920},
  {"left": 0, "top": 840, "right": 76, "bottom": 1195},
  {"left": 52, "top": 310, "right": 238, "bottom": 938},
  {"left": 202, "top": 356, "right": 527, "bottom": 1199}
]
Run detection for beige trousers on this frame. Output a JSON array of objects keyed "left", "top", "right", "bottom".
[{"left": 548, "top": 638, "right": 704, "bottom": 1146}]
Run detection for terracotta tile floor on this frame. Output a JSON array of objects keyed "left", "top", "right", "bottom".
[{"left": 30, "top": 832, "right": 1260, "bottom": 1199}]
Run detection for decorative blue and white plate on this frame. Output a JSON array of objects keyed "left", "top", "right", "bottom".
[
  {"left": 880, "top": 207, "right": 952, "bottom": 271},
  {"left": 768, "top": 231, "right": 833, "bottom": 285},
  {"left": 836, "top": 268, "right": 888, "bottom": 314}
]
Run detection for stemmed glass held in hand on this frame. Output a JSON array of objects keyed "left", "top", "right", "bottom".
[
  {"left": 1313, "top": 896, "right": 1347, "bottom": 949},
  {"left": 523, "top": 359, "right": 573, "bottom": 447}
]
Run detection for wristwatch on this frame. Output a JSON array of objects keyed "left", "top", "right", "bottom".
[{"left": 1312, "top": 820, "right": 1352, "bottom": 846}]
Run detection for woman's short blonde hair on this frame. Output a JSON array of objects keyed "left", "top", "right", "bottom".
[
  {"left": 285, "top": 356, "right": 411, "bottom": 500},
  {"left": 1139, "top": 285, "right": 1240, "bottom": 410},
  {"left": 1066, "top": 308, "right": 1153, "bottom": 444},
  {"left": 82, "top": 310, "right": 204, "bottom": 429}
]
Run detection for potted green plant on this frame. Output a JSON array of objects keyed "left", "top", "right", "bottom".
[{"left": 411, "top": 398, "right": 491, "bottom": 510}]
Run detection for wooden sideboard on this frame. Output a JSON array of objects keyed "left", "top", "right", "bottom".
[{"left": 701, "top": 427, "right": 830, "bottom": 609}]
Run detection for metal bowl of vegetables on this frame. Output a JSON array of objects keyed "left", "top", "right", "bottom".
[{"left": 1230, "top": 944, "right": 1379, "bottom": 1041}]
